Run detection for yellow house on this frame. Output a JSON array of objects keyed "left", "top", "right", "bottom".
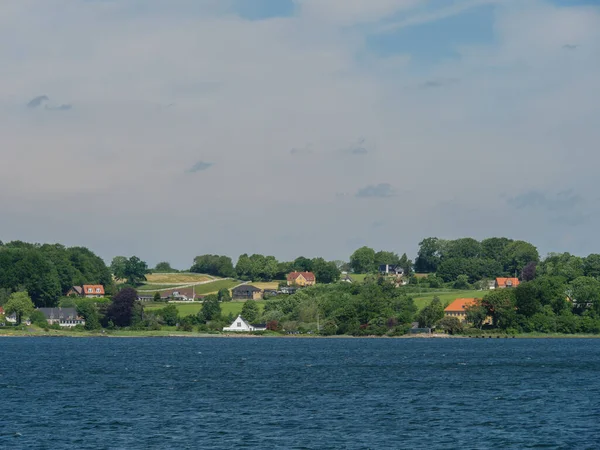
[
  {"left": 444, "top": 298, "right": 491, "bottom": 325},
  {"left": 286, "top": 271, "right": 316, "bottom": 286}
]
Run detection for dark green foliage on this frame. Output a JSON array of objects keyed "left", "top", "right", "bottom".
[
  {"left": 198, "top": 294, "right": 221, "bottom": 323},
  {"left": 217, "top": 288, "right": 231, "bottom": 302},
  {"left": 153, "top": 292, "right": 162, "bottom": 302},
  {"left": 438, "top": 316, "right": 463, "bottom": 335},
  {"left": 29, "top": 310, "right": 48, "bottom": 327},
  {"left": 293, "top": 257, "right": 313, "bottom": 272},
  {"left": 159, "top": 304, "right": 179, "bottom": 326},
  {"left": 414, "top": 237, "right": 443, "bottom": 273},
  {"left": 416, "top": 296, "right": 444, "bottom": 328},
  {"left": 349, "top": 246, "right": 376, "bottom": 274},
  {"left": 154, "top": 261, "right": 176, "bottom": 272},
  {"left": 241, "top": 300, "right": 260, "bottom": 324},
  {"left": 311, "top": 258, "right": 341, "bottom": 284},
  {"left": 77, "top": 302, "right": 101, "bottom": 330},
  {"left": 191, "top": 254, "right": 236, "bottom": 278}
]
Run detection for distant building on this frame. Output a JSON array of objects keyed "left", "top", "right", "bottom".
[
  {"left": 66, "top": 285, "right": 105, "bottom": 298},
  {"left": 286, "top": 272, "right": 316, "bottom": 286},
  {"left": 222, "top": 315, "right": 266, "bottom": 332},
  {"left": 444, "top": 298, "right": 491, "bottom": 325},
  {"left": 37, "top": 308, "right": 86, "bottom": 328},
  {"left": 379, "top": 265, "right": 404, "bottom": 276},
  {"left": 495, "top": 277, "right": 520, "bottom": 289},
  {"left": 232, "top": 285, "right": 263, "bottom": 300},
  {"left": 279, "top": 286, "right": 297, "bottom": 295}
]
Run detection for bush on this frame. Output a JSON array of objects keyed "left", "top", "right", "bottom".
[{"left": 29, "top": 310, "right": 48, "bottom": 327}]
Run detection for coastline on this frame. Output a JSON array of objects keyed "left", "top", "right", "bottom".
[{"left": 2, "top": 329, "right": 600, "bottom": 339}]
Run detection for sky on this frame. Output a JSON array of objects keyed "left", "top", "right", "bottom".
[{"left": 1, "top": 0, "right": 599, "bottom": 268}]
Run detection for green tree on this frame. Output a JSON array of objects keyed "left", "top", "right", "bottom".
[
  {"left": 29, "top": 309, "right": 49, "bottom": 327},
  {"left": 160, "top": 304, "right": 179, "bottom": 326},
  {"left": 398, "top": 253, "right": 412, "bottom": 275},
  {"left": 453, "top": 274, "right": 470, "bottom": 289},
  {"left": 191, "top": 254, "right": 236, "bottom": 278},
  {"left": 374, "top": 251, "right": 400, "bottom": 267},
  {"left": 568, "top": 276, "right": 600, "bottom": 314},
  {"left": 217, "top": 288, "right": 231, "bottom": 302},
  {"left": 465, "top": 302, "right": 488, "bottom": 329},
  {"left": 414, "top": 237, "right": 443, "bottom": 273},
  {"left": 123, "top": 256, "right": 149, "bottom": 286},
  {"left": 349, "top": 246, "right": 376, "bottom": 274},
  {"left": 481, "top": 289, "right": 516, "bottom": 329},
  {"left": 4, "top": 291, "right": 35, "bottom": 325},
  {"left": 481, "top": 237, "right": 513, "bottom": 261},
  {"left": 154, "top": 261, "right": 176, "bottom": 272},
  {"left": 583, "top": 254, "right": 600, "bottom": 279},
  {"left": 153, "top": 292, "right": 162, "bottom": 302},
  {"left": 110, "top": 256, "right": 128, "bottom": 281},
  {"left": 438, "top": 316, "right": 463, "bottom": 335},
  {"left": 445, "top": 238, "right": 481, "bottom": 259},
  {"left": 502, "top": 240, "right": 539, "bottom": 275},
  {"left": 293, "top": 256, "right": 313, "bottom": 272},
  {"left": 311, "top": 258, "right": 341, "bottom": 284},
  {"left": 241, "top": 300, "right": 260, "bottom": 324},
  {"left": 416, "top": 296, "right": 444, "bottom": 328},
  {"left": 199, "top": 294, "right": 221, "bottom": 323},
  {"left": 77, "top": 302, "right": 101, "bottom": 330}
]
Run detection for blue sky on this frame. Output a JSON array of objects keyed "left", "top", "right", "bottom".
[{"left": 0, "top": 0, "right": 599, "bottom": 267}]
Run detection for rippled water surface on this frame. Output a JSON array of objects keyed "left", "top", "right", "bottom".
[{"left": 1, "top": 337, "right": 600, "bottom": 449}]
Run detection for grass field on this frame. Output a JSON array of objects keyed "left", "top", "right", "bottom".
[
  {"left": 249, "top": 281, "right": 280, "bottom": 290},
  {"left": 412, "top": 289, "right": 482, "bottom": 310},
  {"left": 138, "top": 279, "right": 241, "bottom": 295},
  {"left": 137, "top": 284, "right": 185, "bottom": 291},
  {"left": 349, "top": 274, "right": 368, "bottom": 282},
  {"left": 145, "top": 301, "right": 266, "bottom": 317},
  {"left": 145, "top": 273, "right": 213, "bottom": 284}
]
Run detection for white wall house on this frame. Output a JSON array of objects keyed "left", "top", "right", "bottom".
[{"left": 223, "top": 315, "right": 266, "bottom": 332}]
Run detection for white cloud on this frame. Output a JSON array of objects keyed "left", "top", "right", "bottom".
[{"left": 0, "top": 0, "right": 599, "bottom": 266}]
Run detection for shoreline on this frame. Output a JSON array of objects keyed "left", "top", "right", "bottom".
[{"left": 2, "top": 330, "right": 600, "bottom": 339}]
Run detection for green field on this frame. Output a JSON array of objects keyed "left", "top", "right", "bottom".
[
  {"left": 412, "top": 289, "right": 482, "bottom": 310},
  {"left": 349, "top": 274, "right": 368, "bottom": 282},
  {"left": 145, "top": 273, "right": 212, "bottom": 283},
  {"left": 138, "top": 279, "right": 241, "bottom": 295},
  {"left": 137, "top": 284, "right": 184, "bottom": 291},
  {"left": 145, "top": 301, "right": 266, "bottom": 317}
]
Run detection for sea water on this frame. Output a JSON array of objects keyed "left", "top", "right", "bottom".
[{"left": 1, "top": 337, "right": 599, "bottom": 449}]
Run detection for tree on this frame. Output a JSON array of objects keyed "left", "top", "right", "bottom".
[
  {"left": 374, "top": 251, "right": 400, "bottom": 267},
  {"left": 4, "top": 291, "right": 34, "bottom": 325},
  {"left": 241, "top": 300, "right": 260, "bottom": 324},
  {"left": 349, "top": 246, "right": 376, "bottom": 274},
  {"left": 110, "top": 256, "right": 128, "bottom": 280},
  {"left": 160, "top": 304, "right": 179, "bottom": 326},
  {"left": 445, "top": 238, "right": 481, "bottom": 259},
  {"left": 522, "top": 261, "right": 537, "bottom": 282},
  {"left": 583, "top": 254, "right": 600, "bottom": 279},
  {"left": 481, "top": 237, "right": 513, "bottom": 261},
  {"left": 465, "top": 302, "right": 488, "bottom": 329},
  {"left": 199, "top": 294, "right": 221, "bottom": 322},
  {"left": 481, "top": 289, "right": 516, "bottom": 329},
  {"left": 568, "top": 276, "right": 600, "bottom": 314},
  {"left": 217, "top": 288, "right": 231, "bottom": 302},
  {"left": 453, "top": 275, "right": 470, "bottom": 290},
  {"left": 123, "top": 256, "right": 149, "bottom": 286},
  {"left": 416, "top": 296, "right": 444, "bottom": 328},
  {"left": 398, "top": 253, "right": 412, "bottom": 275},
  {"left": 438, "top": 316, "right": 463, "bottom": 335},
  {"left": 514, "top": 282, "right": 542, "bottom": 318},
  {"left": 29, "top": 309, "right": 49, "bottom": 327},
  {"left": 154, "top": 261, "right": 176, "bottom": 272},
  {"left": 105, "top": 287, "right": 138, "bottom": 327},
  {"left": 293, "top": 256, "right": 313, "bottom": 272},
  {"left": 77, "top": 302, "right": 101, "bottom": 330},
  {"left": 311, "top": 258, "right": 341, "bottom": 284},
  {"left": 414, "top": 237, "right": 443, "bottom": 273},
  {"left": 191, "top": 255, "right": 236, "bottom": 278},
  {"left": 502, "top": 241, "right": 539, "bottom": 275},
  {"left": 153, "top": 292, "right": 162, "bottom": 302}
]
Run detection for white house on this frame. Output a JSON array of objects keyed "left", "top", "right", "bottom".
[{"left": 223, "top": 315, "right": 266, "bottom": 332}]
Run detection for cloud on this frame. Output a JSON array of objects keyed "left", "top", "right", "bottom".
[
  {"left": 356, "top": 183, "right": 396, "bottom": 198},
  {"left": 507, "top": 190, "right": 582, "bottom": 212},
  {"left": 27, "top": 95, "right": 49, "bottom": 108},
  {"left": 186, "top": 161, "right": 214, "bottom": 173},
  {"left": 340, "top": 137, "right": 369, "bottom": 155},
  {"left": 46, "top": 104, "right": 72, "bottom": 111},
  {"left": 290, "top": 144, "right": 313, "bottom": 156},
  {"left": 419, "top": 78, "right": 459, "bottom": 89},
  {"left": 563, "top": 44, "right": 578, "bottom": 50}
]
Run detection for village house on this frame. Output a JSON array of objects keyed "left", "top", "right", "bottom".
[
  {"left": 0, "top": 306, "right": 17, "bottom": 324},
  {"left": 66, "top": 285, "right": 105, "bottom": 298},
  {"left": 444, "top": 298, "right": 492, "bottom": 325},
  {"left": 287, "top": 271, "right": 316, "bottom": 287},
  {"left": 232, "top": 285, "right": 263, "bottom": 300},
  {"left": 222, "top": 315, "right": 266, "bottom": 332},
  {"left": 495, "top": 277, "right": 520, "bottom": 289},
  {"left": 37, "top": 307, "right": 86, "bottom": 328},
  {"left": 379, "top": 264, "right": 404, "bottom": 276}
]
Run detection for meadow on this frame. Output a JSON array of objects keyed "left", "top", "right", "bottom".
[
  {"left": 411, "top": 289, "right": 482, "bottom": 310},
  {"left": 145, "top": 273, "right": 213, "bottom": 284},
  {"left": 145, "top": 301, "right": 266, "bottom": 317}
]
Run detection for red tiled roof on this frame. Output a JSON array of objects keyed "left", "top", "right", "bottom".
[
  {"left": 496, "top": 277, "right": 520, "bottom": 287},
  {"left": 83, "top": 285, "right": 105, "bottom": 295},
  {"left": 444, "top": 298, "right": 480, "bottom": 312},
  {"left": 286, "top": 271, "right": 316, "bottom": 282}
]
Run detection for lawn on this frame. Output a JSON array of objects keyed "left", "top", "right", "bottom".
[
  {"left": 349, "top": 274, "right": 368, "bottom": 282},
  {"left": 411, "top": 289, "right": 483, "bottom": 310},
  {"left": 145, "top": 301, "right": 266, "bottom": 318},
  {"left": 145, "top": 273, "right": 213, "bottom": 284}
]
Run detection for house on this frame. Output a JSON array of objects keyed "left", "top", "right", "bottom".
[
  {"left": 495, "top": 277, "right": 520, "bottom": 289},
  {"left": 0, "top": 307, "right": 17, "bottom": 324},
  {"left": 287, "top": 271, "right": 316, "bottom": 286},
  {"left": 232, "top": 285, "right": 263, "bottom": 300},
  {"left": 379, "top": 264, "right": 404, "bottom": 276},
  {"left": 279, "top": 286, "right": 297, "bottom": 295},
  {"left": 160, "top": 287, "right": 203, "bottom": 301},
  {"left": 37, "top": 308, "right": 86, "bottom": 328},
  {"left": 222, "top": 315, "right": 266, "bottom": 332},
  {"left": 409, "top": 322, "right": 431, "bottom": 334},
  {"left": 444, "top": 298, "right": 492, "bottom": 325},
  {"left": 342, "top": 274, "right": 353, "bottom": 283},
  {"left": 444, "top": 298, "right": 479, "bottom": 323},
  {"left": 487, "top": 280, "right": 496, "bottom": 290},
  {"left": 66, "top": 285, "right": 105, "bottom": 298}
]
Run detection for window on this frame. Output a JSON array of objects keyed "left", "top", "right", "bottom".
[
  {"left": 88, "top": 288, "right": 92, "bottom": 292},
  {"left": 96, "top": 288, "right": 100, "bottom": 292},
  {"left": 237, "top": 322, "right": 241, "bottom": 327}
]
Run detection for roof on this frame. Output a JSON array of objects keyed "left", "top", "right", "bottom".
[
  {"left": 496, "top": 277, "right": 520, "bottom": 287},
  {"left": 159, "top": 287, "right": 202, "bottom": 299},
  {"left": 232, "top": 285, "right": 261, "bottom": 292},
  {"left": 444, "top": 298, "right": 480, "bottom": 312},
  {"left": 287, "top": 271, "right": 316, "bottom": 281},
  {"left": 37, "top": 307, "right": 80, "bottom": 320},
  {"left": 82, "top": 285, "right": 105, "bottom": 294},
  {"left": 69, "top": 286, "right": 83, "bottom": 295}
]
